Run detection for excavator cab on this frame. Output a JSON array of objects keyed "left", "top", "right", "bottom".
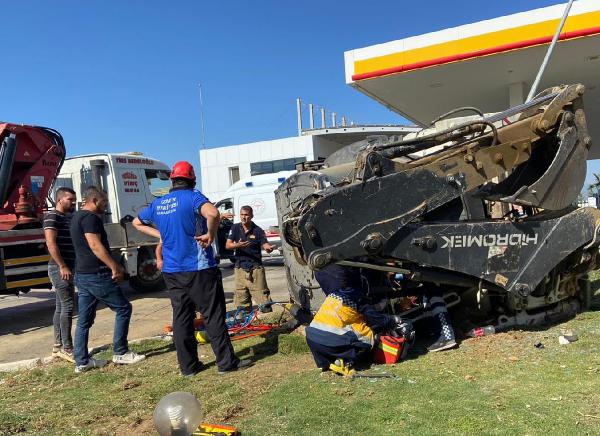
[{"left": 276, "top": 84, "right": 598, "bottom": 328}]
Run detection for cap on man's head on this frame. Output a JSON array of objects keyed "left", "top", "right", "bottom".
[{"left": 170, "top": 161, "right": 196, "bottom": 181}]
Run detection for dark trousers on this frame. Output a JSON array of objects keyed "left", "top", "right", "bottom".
[
  {"left": 163, "top": 267, "right": 239, "bottom": 375},
  {"left": 305, "top": 333, "right": 372, "bottom": 370},
  {"left": 48, "top": 264, "right": 75, "bottom": 350}
]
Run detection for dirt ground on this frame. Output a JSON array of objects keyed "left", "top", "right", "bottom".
[{"left": 0, "top": 259, "right": 288, "bottom": 364}]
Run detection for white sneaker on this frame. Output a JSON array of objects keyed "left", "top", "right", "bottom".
[
  {"left": 112, "top": 350, "right": 146, "bottom": 365},
  {"left": 75, "top": 357, "right": 108, "bottom": 373}
]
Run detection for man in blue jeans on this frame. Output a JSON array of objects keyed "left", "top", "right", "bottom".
[{"left": 70, "top": 186, "right": 145, "bottom": 373}]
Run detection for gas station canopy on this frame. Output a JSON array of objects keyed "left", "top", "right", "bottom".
[{"left": 344, "top": 1, "right": 600, "bottom": 158}]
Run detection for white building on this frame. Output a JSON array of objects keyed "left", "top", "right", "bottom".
[{"left": 199, "top": 125, "right": 419, "bottom": 201}]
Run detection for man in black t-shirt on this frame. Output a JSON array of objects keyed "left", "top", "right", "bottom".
[
  {"left": 225, "top": 205, "right": 275, "bottom": 313},
  {"left": 44, "top": 187, "right": 77, "bottom": 362},
  {"left": 70, "top": 186, "right": 145, "bottom": 373}
]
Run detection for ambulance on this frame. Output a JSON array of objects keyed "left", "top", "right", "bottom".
[{"left": 214, "top": 170, "right": 295, "bottom": 262}]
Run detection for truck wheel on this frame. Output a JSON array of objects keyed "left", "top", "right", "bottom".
[{"left": 129, "top": 248, "right": 165, "bottom": 293}]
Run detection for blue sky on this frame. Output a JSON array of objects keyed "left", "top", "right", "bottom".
[{"left": 2, "top": 0, "right": 598, "bottom": 190}]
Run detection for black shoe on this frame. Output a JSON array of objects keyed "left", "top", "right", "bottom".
[
  {"left": 427, "top": 338, "right": 457, "bottom": 353},
  {"left": 182, "top": 362, "right": 205, "bottom": 377},
  {"left": 260, "top": 305, "right": 273, "bottom": 314},
  {"left": 218, "top": 359, "right": 253, "bottom": 374}
]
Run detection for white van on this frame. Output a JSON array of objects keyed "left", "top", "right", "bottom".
[{"left": 214, "top": 170, "right": 295, "bottom": 261}]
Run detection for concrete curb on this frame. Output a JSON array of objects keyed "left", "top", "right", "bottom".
[
  {"left": 0, "top": 334, "right": 172, "bottom": 373},
  {"left": 0, "top": 308, "right": 288, "bottom": 373},
  {"left": 0, "top": 356, "right": 55, "bottom": 373}
]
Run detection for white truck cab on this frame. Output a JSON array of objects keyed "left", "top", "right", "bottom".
[
  {"left": 55, "top": 152, "right": 171, "bottom": 291},
  {"left": 214, "top": 170, "right": 295, "bottom": 261}
]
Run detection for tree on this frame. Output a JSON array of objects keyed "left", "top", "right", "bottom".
[
  {"left": 590, "top": 173, "right": 600, "bottom": 195},
  {"left": 587, "top": 173, "right": 600, "bottom": 208}
]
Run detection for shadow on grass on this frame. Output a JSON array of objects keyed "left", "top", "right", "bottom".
[
  {"left": 91, "top": 338, "right": 177, "bottom": 366},
  {"left": 143, "top": 341, "right": 176, "bottom": 358},
  {"left": 234, "top": 326, "right": 303, "bottom": 363}
]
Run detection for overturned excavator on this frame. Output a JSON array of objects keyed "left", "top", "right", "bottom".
[{"left": 276, "top": 84, "right": 599, "bottom": 329}]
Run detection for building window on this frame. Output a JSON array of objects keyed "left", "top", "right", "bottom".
[
  {"left": 229, "top": 166, "right": 240, "bottom": 185},
  {"left": 250, "top": 157, "right": 305, "bottom": 176}
]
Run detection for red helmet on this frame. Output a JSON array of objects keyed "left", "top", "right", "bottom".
[{"left": 170, "top": 161, "right": 196, "bottom": 181}]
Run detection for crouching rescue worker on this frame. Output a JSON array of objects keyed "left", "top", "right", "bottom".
[
  {"left": 133, "top": 161, "right": 251, "bottom": 376},
  {"left": 225, "top": 205, "right": 275, "bottom": 313},
  {"left": 305, "top": 264, "right": 413, "bottom": 371}
]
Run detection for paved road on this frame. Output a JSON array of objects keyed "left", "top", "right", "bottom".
[{"left": 0, "top": 260, "right": 289, "bottom": 364}]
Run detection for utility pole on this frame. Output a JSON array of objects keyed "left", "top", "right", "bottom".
[
  {"left": 296, "top": 98, "right": 303, "bottom": 136},
  {"left": 198, "top": 83, "right": 206, "bottom": 149}
]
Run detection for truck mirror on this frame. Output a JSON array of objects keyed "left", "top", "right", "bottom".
[{"left": 120, "top": 215, "right": 134, "bottom": 227}]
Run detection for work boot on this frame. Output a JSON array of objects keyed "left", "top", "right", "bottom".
[
  {"left": 260, "top": 301, "right": 273, "bottom": 313},
  {"left": 182, "top": 362, "right": 206, "bottom": 378},
  {"left": 218, "top": 359, "right": 253, "bottom": 374},
  {"left": 112, "top": 350, "right": 146, "bottom": 365},
  {"left": 56, "top": 348, "right": 75, "bottom": 363},
  {"left": 428, "top": 311, "right": 457, "bottom": 353},
  {"left": 427, "top": 338, "right": 457, "bottom": 352},
  {"left": 329, "top": 359, "right": 355, "bottom": 377}
]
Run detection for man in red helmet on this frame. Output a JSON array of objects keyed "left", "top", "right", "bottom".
[{"left": 133, "top": 161, "right": 251, "bottom": 376}]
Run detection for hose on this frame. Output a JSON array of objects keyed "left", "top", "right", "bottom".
[
  {"left": 373, "top": 91, "right": 559, "bottom": 156},
  {"left": 430, "top": 106, "right": 484, "bottom": 126},
  {"left": 375, "top": 119, "right": 499, "bottom": 159}
]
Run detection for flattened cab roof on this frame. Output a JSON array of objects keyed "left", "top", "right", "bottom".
[{"left": 344, "top": 1, "right": 600, "bottom": 158}]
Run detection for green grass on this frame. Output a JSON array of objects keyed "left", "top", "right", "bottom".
[
  {"left": 3, "top": 276, "right": 600, "bottom": 434},
  {"left": 242, "top": 319, "right": 600, "bottom": 435}
]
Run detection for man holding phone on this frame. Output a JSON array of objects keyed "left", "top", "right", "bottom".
[
  {"left": 226, "top": 205, "right": 275, "bottom": 313},
  {"left": 70, "top": 186, "right": 145, "bottom": 373}
]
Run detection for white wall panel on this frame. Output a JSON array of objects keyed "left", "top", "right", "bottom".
[{"left": 199, "top": 136, "right": 316, "bottom": 201}]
